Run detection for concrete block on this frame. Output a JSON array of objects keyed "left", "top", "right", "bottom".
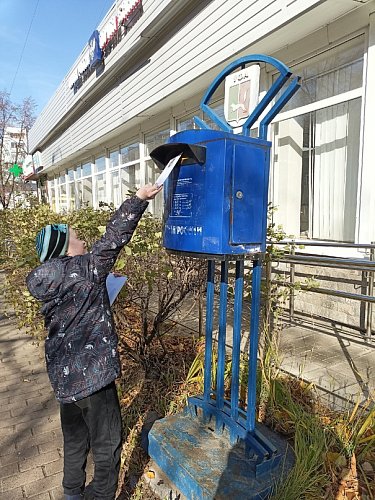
[{"left": 149, "top": 413, "right": 294, "bottom": 500}]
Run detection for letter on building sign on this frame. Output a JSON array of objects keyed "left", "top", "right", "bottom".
[{"left": 88, "top": 30, "right": 102, "bottom": 69}]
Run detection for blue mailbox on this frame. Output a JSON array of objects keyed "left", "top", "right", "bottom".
[
  {"left": 151, "top": 130, "right": 270, "bottom": 257},
  {"left": 148, "top": 55, "right": 301, "bottom": 500}
]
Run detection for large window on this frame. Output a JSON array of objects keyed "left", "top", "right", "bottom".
[{"left": 271, "top": 37, "right": 363, "bottom": 242}]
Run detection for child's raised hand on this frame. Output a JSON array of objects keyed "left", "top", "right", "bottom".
[{"left": 136, "top": 184, "right": 163, "bottom": 201}]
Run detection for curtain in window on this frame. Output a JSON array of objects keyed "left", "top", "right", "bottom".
[{"left": 312, "top": 71, "right": 360, "bottom": 241}]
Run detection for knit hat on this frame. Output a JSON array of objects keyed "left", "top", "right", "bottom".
[{"left": 35, "top": 224, "right": 69, "bottom": 263}]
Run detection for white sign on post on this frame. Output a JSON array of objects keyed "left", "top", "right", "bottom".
[{"left": 224, "top": 65, "right": 260, "bottom": 132}]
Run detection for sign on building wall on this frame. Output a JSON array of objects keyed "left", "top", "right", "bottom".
[{"left": 69, "top": 0, "right": 143, "bottom": 93}]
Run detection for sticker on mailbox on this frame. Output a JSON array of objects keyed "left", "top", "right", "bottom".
[{"left": 171, "top": 192, "right": 192, "bottom": 218}]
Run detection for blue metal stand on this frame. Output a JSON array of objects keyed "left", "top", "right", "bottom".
[{"left": 186, "top": 258, "right": 280, "bottom": 478}]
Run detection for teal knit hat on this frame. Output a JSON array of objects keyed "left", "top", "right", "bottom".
[{"left": 35, "top": 224, "right": 69, "bottom": 263}]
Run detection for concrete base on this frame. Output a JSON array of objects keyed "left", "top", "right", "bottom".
[{"left": 148, "top": 413, "right": 294, "bottom": 500}]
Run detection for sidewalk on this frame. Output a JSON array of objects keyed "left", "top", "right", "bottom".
[
  {"left": 0, "top": 306, "right": 65, "bottom": 499},
  {"left": 278, "top": 318, "right": 375, "bottom": 409}
]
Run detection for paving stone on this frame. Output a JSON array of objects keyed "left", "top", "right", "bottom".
[
  {"left": 0, "top": 409, "right": 11, "bottom": 420},
  {"left": 19, "top": 449, "right": 60, "bottom": 472},
  {"left": 0, "top": 445, "right": 39, "bottom": 467},
  {"left": 50, "top": 485, "right": 64, "bottom": 500},
  {"left": 0, "top": 440, "right": 17, "bottom": 458},
  {"left": 11, "top": 406, "right": 58, "bottom": 419},
  {"left": 31, "top": 419, "right": 61, "bottom": 436},
  {"left": 0, "top": 487, "right": 24, "bottom": 499},
  {"left": 0, "top": 424, "right": 16, "bottom": 438},
  {"left": 1, "top": 399, "right": 28, "bottom": 412},
  {"left": 38, "top": 440, "right": 63, "bottom": 455},
  {"left": 15, "top": 429, "right": 63, "bottom": 451},
  {"left": 44, "top": 457, "right": 63, "bottom": 477},
  {"left": 23, "top": 472, "right": 62, "bottom": 497},
  {"left": 0, "top": 461, "right": 19, "bottom": 479},
  {"left": 1, "top": 466, "right": 45, "bottom": 491},
  {"left": 28, "top": 493, "right": 51, "bottom": 500}
]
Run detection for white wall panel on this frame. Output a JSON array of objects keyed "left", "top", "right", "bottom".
[
  {"left": 120, "top": 0, "right": 329, "bottom": 121},
  {"left": 30, "top": 0, "right": 363, "bottom": 170}
]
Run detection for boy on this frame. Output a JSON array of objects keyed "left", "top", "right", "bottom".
[{"left": 26, "top": 185, "right": 162, "bottom": 500}]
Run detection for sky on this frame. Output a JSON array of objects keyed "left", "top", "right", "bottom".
[{"left": 0, "top": 0, "right": 114, "bottom": 115}]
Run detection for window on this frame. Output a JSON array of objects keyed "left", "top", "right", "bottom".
[
  {"left": 95, "top": 173, "right": 106, "bottom": 205},
  {"left": 120, "top": 142, "right": 139, "bottom": 163},
  {"left": 176, "top": 112, "right": 199, "bottom": 132},
  {"left": 145, "top": 129, "right": 170, "bottom": 156},
  {"left": 67, "top": 169, "right": 75, "bottom": 210},
  {"left": 58, "top": 174, "right": 68, "bottom": 212},
  {"left": 271, "top": 37, "right": 363, "bottom": 242},
  {"left": 109, "top": 149, "right": 119, "bottom": 168},
  {"left": 95, "top": 156, "right": 106, "bottom": 173},
  {"left": 110, "top": 170, "right": 121, "bottom": 206},
  {"left": 49, "top": 182, "right": 56, "bottom": 211},
  {"left": 76, "top": 160, "right": 93, "bottom": 207},
  {"left": 119, "top": 140, "right": 140, "bottom": 199},
  {"left": 82, "top": 161, "right": 92, "bottom": 177}
]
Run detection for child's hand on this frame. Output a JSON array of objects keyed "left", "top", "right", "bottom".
[{"left": 136, "top": 184, "right": 163, "bottom": 201}]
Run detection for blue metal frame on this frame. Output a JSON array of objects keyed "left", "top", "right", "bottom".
[
  {"left": 194, "top": 54, "right": 300, "bottom": 140},
  {"left": 186, "top": 54, "right": 300, "bottom": 476}
]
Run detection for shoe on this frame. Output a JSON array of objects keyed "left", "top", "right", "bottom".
[
  {"left": 83, "top": 483, "right": 95, "bottom": 500},
  {"left": 64, "top": 495, "right": 83, "bottom": 500}
]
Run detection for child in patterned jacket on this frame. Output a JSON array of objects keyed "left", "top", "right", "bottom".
[{"left": 26, "top": 184, "right": 162, "bottom": 500}]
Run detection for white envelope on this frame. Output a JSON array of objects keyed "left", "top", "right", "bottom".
[{"left": 155, "top": 153, "right": 182, "bottom": 187}]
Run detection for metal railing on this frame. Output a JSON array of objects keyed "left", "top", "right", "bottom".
[{"left": 269, "top": 240, "right": 375, "bottom": 341}]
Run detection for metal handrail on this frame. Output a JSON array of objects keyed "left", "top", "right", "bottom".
[
  {"left": 273, "top": 254, "right": 375, "bottom": 272},
  {"left": 266, "top": 240, "right": 375, "bottom": 340},
  {"left": 268, "top": 239, "right": 375, "bottom": 249}
]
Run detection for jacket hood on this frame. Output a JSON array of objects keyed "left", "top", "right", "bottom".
[{"left": 26, "top": 258, "right": 66, "bottom": 302}]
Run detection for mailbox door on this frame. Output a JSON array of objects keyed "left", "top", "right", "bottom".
[{"left": 230, "top": 143, "right": 270, "bottom": 245}]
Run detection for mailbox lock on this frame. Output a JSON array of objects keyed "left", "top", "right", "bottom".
[{"left": 236, "top": 190, "right": 244, "bottom": 199}]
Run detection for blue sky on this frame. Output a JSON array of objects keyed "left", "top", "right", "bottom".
[{"left": 0, "top": 0, "right": 114, "bottom": 114}]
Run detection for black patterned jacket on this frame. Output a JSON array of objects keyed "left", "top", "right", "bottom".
[{"left": 26, "top": 196, "right": 148, "bottom": 403}]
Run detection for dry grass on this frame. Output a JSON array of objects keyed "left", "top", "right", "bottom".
[{"left": 113, "top": 304, "right": 375, "bottom": 499}]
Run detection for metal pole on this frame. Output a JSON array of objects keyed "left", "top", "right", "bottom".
[
  {"left": 216, "top": 260, "right": 228, "bottom": 415},
  {"left": 203, "top": 260, "right": 215, "bottom": 402},
  {"left": 289, "top": 244, "right": 295, "bottom": 321},
  {"left": 366, "top": 244, "right": 374, "bottom": 340},
  {"left": 247, "top": 259, "right": 262, "bottom": 433},
  {"left": 230, "top": 260, "right": 244, "bottom": 425}
]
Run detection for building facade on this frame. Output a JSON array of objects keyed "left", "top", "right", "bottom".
[{"left": 29, "top": 0, "right": 375, "bottom": 256}]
